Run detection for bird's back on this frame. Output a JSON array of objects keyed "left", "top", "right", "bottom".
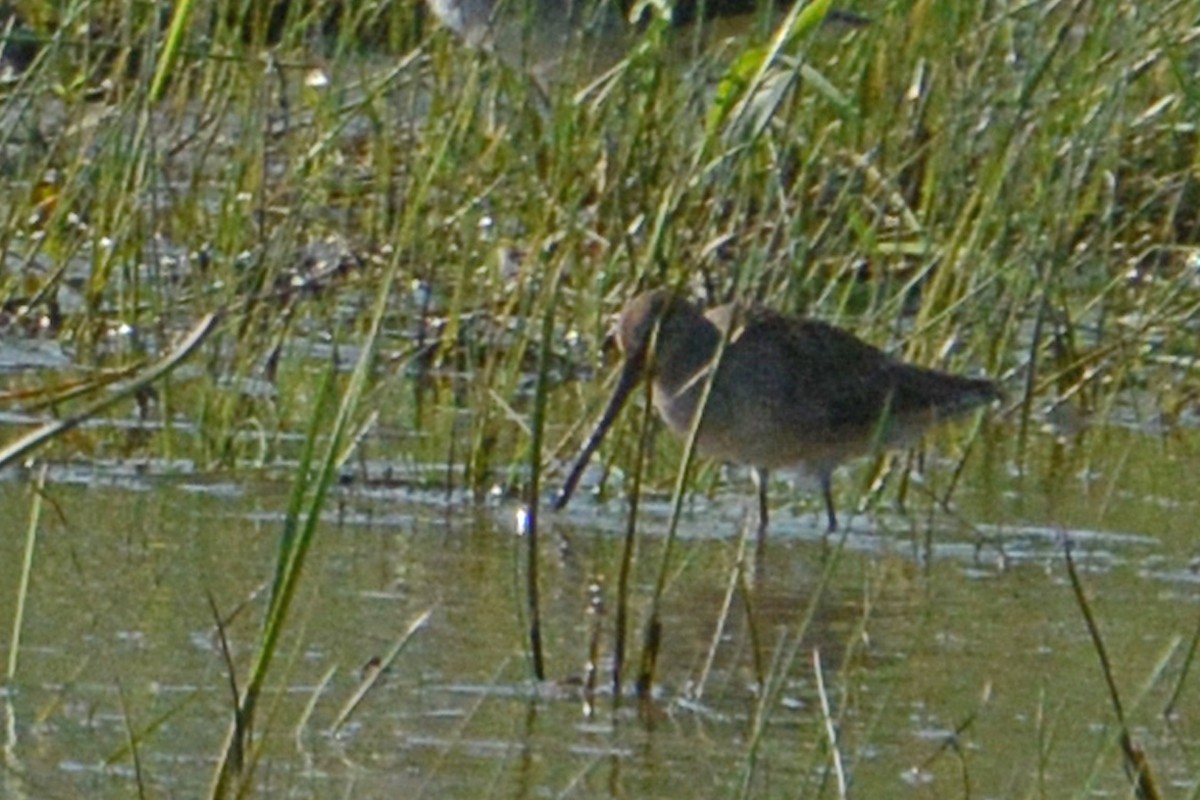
[{"left": 696, "top": 305, "right": 998, "bottom": 468}]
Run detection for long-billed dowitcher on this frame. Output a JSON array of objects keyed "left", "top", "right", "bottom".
[
  {"left": 553, "top": 289, "right": 1001, "bottom": 533},
  {"left": 425, "top": 0, "right": 869, "bottom": 86}
]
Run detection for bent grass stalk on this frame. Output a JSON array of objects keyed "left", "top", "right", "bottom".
[
  {"left": 0, "top": 312, "right": 222, "bottom": 470},
  {"left": 294, "top": 665, "right": 337, "bottom": 750},
  {"left": 1165, "top": 612, "right": 1200, "bottom": 718},
  {"left": 1063, "top": 536, "right": 1163, "bottom": 800}
]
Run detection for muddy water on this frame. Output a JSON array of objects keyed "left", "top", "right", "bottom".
[{"left": 0, "top": 424, "right": 1197, "bottom": 798}]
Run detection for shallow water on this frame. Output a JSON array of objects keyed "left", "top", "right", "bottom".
[
  {"left": 0, "top": 5, "right": 1197, "bottom": 797},
  {"left": 1, "top": 421, "right": 1197, "bottom": 799}
]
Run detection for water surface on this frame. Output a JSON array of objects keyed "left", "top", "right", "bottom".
[{"left": 1, "top": 421, "right": 1197, "bottom": 798}]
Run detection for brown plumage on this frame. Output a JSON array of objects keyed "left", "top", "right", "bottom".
[{"left": 554, "top": 289, "right": 1001, "bottom": 533}]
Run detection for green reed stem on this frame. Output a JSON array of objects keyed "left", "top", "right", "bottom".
[
  {"left": 149, "top": 0, "right": 196, "bottom": 102},
  {"left": 522, "top": 272, "right": 567, "bottom": 681},
  {"left": 613, "top": 363, "right": 655, "bottom": 702}
]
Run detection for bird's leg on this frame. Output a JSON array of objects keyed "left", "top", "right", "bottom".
[
  {"left": 820, "top": 470, "right": 838, "bottom": 533},
  {"left": 753, "top": 467, "right": 770, "bottom": 545}
]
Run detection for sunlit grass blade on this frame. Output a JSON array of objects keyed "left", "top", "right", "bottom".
[
  {"left": 706, "top": 0, "right": 835, "bottom": 135},
  {"left": 693, "top": 519, "right": 758, "bottom": 699},
  {"left": 149, "top": 0, "right": 197, "bottom": 103},
  {"left": 6, "top": 464, "right": 46, "bottom": 683},
  {"left": 329, "top": 608, "right": 433, "bottom": 735},
  {"left": 812, "top": 649, "right": 847, "bottom": 799}
]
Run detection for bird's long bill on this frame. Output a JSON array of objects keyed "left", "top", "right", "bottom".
[{"left": 551, "top": 356, "right": 644, "bottom": 511}]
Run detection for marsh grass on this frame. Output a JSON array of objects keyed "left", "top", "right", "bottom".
[{"left": 1, "top": 0, "right": 1198, "bottom": 796}]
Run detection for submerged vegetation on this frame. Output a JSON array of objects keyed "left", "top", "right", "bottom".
[{"left": 0, "top": 0, "right": 1197, "bottom": 796}]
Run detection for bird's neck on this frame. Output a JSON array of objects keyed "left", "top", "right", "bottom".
[{"left": 651, "top": 317, "right": 722, "bottom": 401}]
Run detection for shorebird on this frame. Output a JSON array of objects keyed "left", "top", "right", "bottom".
[
  {"left": 424, "top": 0, "right": 869, "bottom": 86},
  {"left": 553, "top": 289, "right": 1000, "bottom": 534}
]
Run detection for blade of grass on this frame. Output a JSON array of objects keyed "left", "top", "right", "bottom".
[
  {"left": 6, "top": 463, "right": 47, "bottom": 683},
  {"left": 614, "top": 367, "right": 652, "bottom": 705},
  {"left": 208, "top": 347, "right": 341, "bottom": 797},
  {"left": 329, "top": 608, "right": 433, "bottom": 734},
  {"left": 812, "top": 648, "right": 847, "bottom": 799},
  {"left": 637, "top": 289, "right": 736, "bottom": 698},
  {"left": 522, "top": 269, "right": 568, "bottom": 681},
  {"left": 206, "top": 589, "right": 245, "bottom": 773},
  {"left": 612, "top": 360, "right": 655, "bottom": 703},
  {"left": 707, "top": 0, "right": 835, "bottom": 135},
  {"left": 113, "top": 678, "right": 149, "bottom": 800},
  {"left": 1164, "top": 610, "right": 1200, "bottom": 718},
  {"left": 1063, "top": 535, "right": 1163, "bottom": 800},
  {"left": 738, "top": 528, "right": 848, "bottom": 798},
  {"left": 210, "top": 87, "right": 446, "bottom": 785},
  {"left": 295, "top": 665, "right": 337, "bottom": 750},
  {"left": 149, "top": 0, "right": 197, "bottom": 103},
  {"left": 693, "top": 517, "right": 755, "bottom": 700}
]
